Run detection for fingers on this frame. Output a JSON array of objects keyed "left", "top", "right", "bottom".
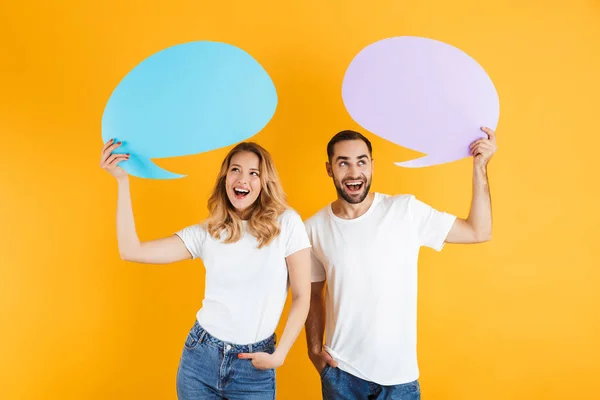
[
  {"left": 106, "top": 156, "right": 129, "bottom": 169},
  {"left": 253, "top": 363, "right": 268, "bottom": 370},
  {"left": 323, "top": 351, "right": 338, "bottom": 368},
  {"left": 106, "top": 153, "right": 129, "bottom": 166},
  {"left": 102, "top": 138, "right": 115, "bottom": 153},
  {"left": 470, "top": 138, "right": 496, "bottom": 153},
  {"left": 469, "top": 133, "right": 497, "bottom": 149},
  {"left": 470, "top": 143, "right": 495, "bottom": 157},
  {"left": 473, "top": 141, "right": 496, "bottom": 151},
  {"left": 102, "top": 153, "right": 129, "bottom": 168},
  {"left": 101, "top": 139, "right": 120, "bottom": 156},
  {"left": 101, "top": 140, "right": 123, "bottom": 163},
  {"left": 481, "top": 126, "right": 496, "bottom": 141},
  {"left": 470, "top": 144, "right": 487, "bottom": 156},
  {"left": 469, "top": 139, "right": 486, "bottom": 149},
  {"left": 238, "top": 353, "right": 269, "bottom": 370}
]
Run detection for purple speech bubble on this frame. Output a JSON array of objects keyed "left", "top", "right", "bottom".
[{"left": 342, "top": 36, "right": 499, "bottom": 167}]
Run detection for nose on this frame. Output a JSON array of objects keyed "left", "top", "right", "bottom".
[
  {"left": 347, "top": 165, "right": 359, "bottom": 177},
  {"left": 237, "top": 174, "right": 249, "bottom": 185}
]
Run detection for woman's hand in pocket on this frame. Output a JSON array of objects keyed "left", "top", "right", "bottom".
[{"left": 238, "top": 352, "right": 284, "bottom": 370}]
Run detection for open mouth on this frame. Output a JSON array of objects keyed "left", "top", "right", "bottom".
[
  {"left": 233, "top": 187, "right": 250, "bottom": 199},
  {"left": 344, "top": 181, "right": 364, "bottom": 194}
]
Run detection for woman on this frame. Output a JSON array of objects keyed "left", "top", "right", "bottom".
[{"left": 100, "top": 139, "right": 312, "bottom": 399}]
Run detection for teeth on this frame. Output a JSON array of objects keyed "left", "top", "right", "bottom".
[
  {"left": 234, "top": 188, "right": 249, "bottom": 194},
  {"left": 346, "top": 182, "right": 362, "bottom": 186}
]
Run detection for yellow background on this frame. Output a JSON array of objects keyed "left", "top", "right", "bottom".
[{"left": 1, "top": 0, "right": 599, "bottom": 398}]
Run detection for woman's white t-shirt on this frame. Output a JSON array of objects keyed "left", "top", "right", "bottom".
[{"left": 175, "top": 208, "right": 311, "bottom": 345}]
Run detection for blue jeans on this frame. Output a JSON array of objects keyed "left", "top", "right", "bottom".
[
  {"left": 176, "top": 321, "right": 276, "bottom": 399},
  {"left": 321, "top": 365, "right": 421, "bottom": 400}
]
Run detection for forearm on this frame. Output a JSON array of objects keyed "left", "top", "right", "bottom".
[
  {"left": 466, "top": 164, "right": 492, "bottom": 241},
  {"left": 305, "top": 293, "right": 326, "bottom": 356},
  {"left": 116, "top": 176, "right": 142, "bottom": 259},
  {"left": 273, "top": 293, "right": 310, "bottom": 361}
]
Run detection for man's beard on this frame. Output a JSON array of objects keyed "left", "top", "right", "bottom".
[{"left": 333, "top": 173, "right": 372, "bottom": 204}]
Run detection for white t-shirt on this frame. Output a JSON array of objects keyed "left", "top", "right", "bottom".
[
  {"left": 306, "top": 193, "right": 457, "bottom": 385},
  {"left": 176, "top": 208, "right": 311, "bottom": 344}
]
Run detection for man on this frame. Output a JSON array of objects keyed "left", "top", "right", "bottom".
[{"left": 304, "top": 128, "right": 497, "bottom": 399}]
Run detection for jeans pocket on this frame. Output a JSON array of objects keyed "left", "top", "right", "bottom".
[
  {"left": 407, "top": 380, "right": 420, "bottom": 395},
  {"left": 183, "top": 327, "right": 201, "bottom": 350},
  {"left": 319, "top": 364, "right": 332, "bottom": 380},
  {"left": 248, "top": 360, "right": 275, "bottom": 377}
]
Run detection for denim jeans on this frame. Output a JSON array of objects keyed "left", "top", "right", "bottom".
[
  {"left": 321, "top": 365, "right": 421, "bottom": 400},
  {"left": 176, "top": 321, "right": 276, "bottom": 399}
]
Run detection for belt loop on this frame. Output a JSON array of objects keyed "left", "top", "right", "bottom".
[
  {"left": 198, "top": 329, "right": 207, "bottom": 345},
  {"left": 249, "top": 343, "right": 253, "bottom": 353}
]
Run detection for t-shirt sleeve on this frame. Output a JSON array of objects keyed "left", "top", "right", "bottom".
[
  {"left": 175, "top": 223, "right": 207, "bottom": 260},
  {"left": 284, "top": 210, "right": 312, "bottom": 257},
  {"left": 304, "top": 218, "right": 327, "bottom": 282},
  {"left": 409, "top": 195, "right": 457, "bottom": 251}
]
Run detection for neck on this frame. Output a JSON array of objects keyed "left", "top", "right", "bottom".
[
  {"left": 235, "top": 208, "right": 252, "bottom": 221},
  {"left": 331, "top": 192, "right": 375, "bottom": 220}
]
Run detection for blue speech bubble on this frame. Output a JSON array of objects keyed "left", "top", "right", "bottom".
[{"left": 101, "top": 41, "right": 278, "bottom": 179}]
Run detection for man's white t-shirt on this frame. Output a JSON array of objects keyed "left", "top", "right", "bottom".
[
  {"left": 176, "top": 208, "right": 311, "bottom": 345},
  {"left": 305, "top": 193, "right": 457, "bottom": 385}
]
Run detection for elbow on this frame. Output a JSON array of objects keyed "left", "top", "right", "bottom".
[
  {"left": 293, "top": 293, "right": 311, "bottom": 319},
  {"left": 293, "top": 292, "right": 311, "bottom": 308},
  {"left": 119, "top": 243, "right": 145, "bottom": 262},
  {"left": 119, "top": 249, "right": 139, "bottom": 262},
  {"left": 475, "top": 231, "right": 492, "bottom": 243}
]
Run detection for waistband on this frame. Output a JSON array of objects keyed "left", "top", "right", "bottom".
[{"left": 190, "top": 321, "right": 276, "bottom": 353}]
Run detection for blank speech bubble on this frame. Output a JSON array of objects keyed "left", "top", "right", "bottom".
[
  {"left": 342, "top": 36, "right": 499, "bottom": 167},
  {"left": 102, "top": 41, "right": 278, "bottom": 179}
]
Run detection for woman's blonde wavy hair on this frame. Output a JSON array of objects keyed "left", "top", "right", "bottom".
[{"left": 206, "top": 142, "right": 288, "bottom": 248}]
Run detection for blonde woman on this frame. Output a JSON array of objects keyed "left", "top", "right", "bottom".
[{"left": 100, "top": 140, "right": 311, "bottom": 399}]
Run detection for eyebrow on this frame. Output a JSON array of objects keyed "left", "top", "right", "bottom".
[
  {"left": 335, "top": 154, "right": 369, "bottom": 162},
  {"left": 230, "top": 163, "right": 260, "bottom": 171}
]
